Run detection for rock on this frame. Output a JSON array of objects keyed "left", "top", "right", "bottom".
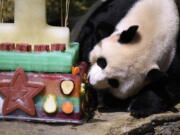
[{"left": 155, "top": 121, "right": 180, "bottom": 135}]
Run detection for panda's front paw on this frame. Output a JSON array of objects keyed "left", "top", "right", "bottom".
[
  {"left": 128, "top": 90, "right": 168, "bottom": 119},
  {"left": 129, "top": 107, "right": 152, "bottom": 118},
  {"left": 128, "top": 101, "right": 154, "bottom": 118}
]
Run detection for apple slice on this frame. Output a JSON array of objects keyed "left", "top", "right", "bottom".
[{"left": 61, "top": 80, "right": 74, "bottom": 95}]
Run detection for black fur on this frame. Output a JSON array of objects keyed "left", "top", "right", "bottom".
[
  {"left": 97, "top": 57, "right": 107, "bottom": 69},
  {"left": 77, "top": 0, "right": 139, "bottom": 61},
  {"left": 108, "top": 79, "right": 120, "bottom": 88},
  {"left": 96, "top": 22, "right": 114, "bottom": 42},
  {"left": 77, "top": 0, "right": 180, "bottom": 118},
  {"left": 146, "top": 69, "right": 168, "bottom": 82},
  {"left": 128, "top": 70, "right": 180, "bottom": 118},
  {"left": 127, "top": 29, "right": 180, "bottom": 118},
  {"left": 128, "top": 90, "right": 170, "bottom": 118},
  {"left": 119, "top": 25, "right": 139, "bottom": 43}
]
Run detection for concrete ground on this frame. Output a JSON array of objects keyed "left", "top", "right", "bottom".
[{"left": 0, "top": 105, "right": 179, "bottom": 135}]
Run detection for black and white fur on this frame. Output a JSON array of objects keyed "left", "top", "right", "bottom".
[{"left": 77, "top": 0, "right": 180, "bottom": 118}]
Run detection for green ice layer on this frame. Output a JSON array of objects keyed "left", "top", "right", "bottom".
[{"left": 0, "top": 42, "right": 79, "bottom": 73}]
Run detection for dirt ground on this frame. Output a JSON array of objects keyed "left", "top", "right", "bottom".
[{"left": 0, "top": 110, "right": 179, "bottom": 135}]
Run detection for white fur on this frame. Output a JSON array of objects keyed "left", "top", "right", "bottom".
[
  {"left": 89, "top": 0, "right": 179, "bottom": 99},
  {"left": 88, "top": 64, "right": 106, "bottom": 86}
]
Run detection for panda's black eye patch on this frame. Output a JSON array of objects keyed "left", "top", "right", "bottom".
[
  {"left": 119, "top": 25, "right": 139, "bottom": 44},
  {"left": 97, "top": 57, "right": 107, "bottom": 69},
  {"left": 108, "top": 79, "right": 119, "bottom": 88}
]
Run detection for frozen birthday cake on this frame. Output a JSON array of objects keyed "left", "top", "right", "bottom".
[{"left": 0, "top": 0, "right": 90, "bottom": 123}]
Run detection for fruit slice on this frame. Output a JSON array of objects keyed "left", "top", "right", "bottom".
[
  {"left": 72, "top": 66, "right": 80, "bottom": 75},
  {"left": 62, "top": 102, "right": 74, "bottom": 114},
  {"left": 61, "top": 80, "right": 74, "bottom": 95},
  {"left": 80, "top": 83, "right": 85, "bottom": 95},
  {"left": 43, "top": 94, "right": 57, "bottom": 114}
]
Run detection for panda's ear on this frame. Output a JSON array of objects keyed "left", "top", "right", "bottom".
[
  {"left": 95, "top": 22, "right": 114, "bottom": 41},
  {"left": 118, "top": 25, "right": 139, "bottom": 44},
  {"left": 146, "top": 69, "right": 168, "bottom": 82}
]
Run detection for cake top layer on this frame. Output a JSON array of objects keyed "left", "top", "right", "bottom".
[{"left": 0, "top": 0, "right": 69, "bottom": 48}]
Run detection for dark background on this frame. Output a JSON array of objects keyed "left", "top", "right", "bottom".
[{"left": 1, "top": 0, "right": 97, "bottom": 29}]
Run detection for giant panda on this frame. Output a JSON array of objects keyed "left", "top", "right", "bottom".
[{"left": 77, "top": 0, "right": 180, "bottom": 118}]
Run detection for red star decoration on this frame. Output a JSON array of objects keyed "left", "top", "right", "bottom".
[{"left": 0, "top": 68, "right": 44, "bottom": 116}]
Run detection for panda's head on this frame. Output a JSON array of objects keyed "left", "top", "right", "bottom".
[
  {"left": 88, "top": 0, "right": 179, "bottom": 99},
  {"left": 88, "top": 25, "right": 149, "bottom": 99}
]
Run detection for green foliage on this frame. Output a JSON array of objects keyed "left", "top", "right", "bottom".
[
  {"left": 70, "top": 0, "right": 96, "bottom": 15},
  {"left": 0, "top": 0, "right": 14, "bottom": 22},
  {"left": 46, "top": 0, "right": 96, "bottom": 26}
]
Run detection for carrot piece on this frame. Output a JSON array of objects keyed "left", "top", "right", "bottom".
[
  {"left": 72, "top": 66, "right": 80, "bottom": 75},
  {"left": 62, "top": 102, "right": 74, "bottom": 114}
]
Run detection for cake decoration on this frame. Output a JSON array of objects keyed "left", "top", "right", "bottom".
[
  {"left": 0, "top": 42, "right": 79, "bottom": 73},
  {"left": 0, "top": 0, "right": 91, "bottom": 124},
  {"left": 16, "top": 43, "right": 32, "bottom": 52},
  {"left": 43, "top": 94, "right": 58, "bottom": 114},
  {"left": 0, "top": 68, "right": 44, "bottom": 116},
  {"left": 61, "top": 80, "right": 75, "bottom": 95},
  {"left": 62, "top": 102, "right": 74, "bottom": 114}
]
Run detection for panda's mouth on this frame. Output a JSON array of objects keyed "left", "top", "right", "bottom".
[
  {"left": 88, "top": 77, "right": 120, "bottom": 90},
  {"left": 107, "top": 79, "right": 120, "bottom": 88},
  {"left": 88, "top": 78, "right": 109, "bottom": 89}
]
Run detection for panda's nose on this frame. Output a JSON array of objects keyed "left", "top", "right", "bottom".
[
  {"left": 97, "top": 57, "right": 107, "bottom": 69},
  {"left": 108, "top": 79, "right": 119, "bottom": 88}
]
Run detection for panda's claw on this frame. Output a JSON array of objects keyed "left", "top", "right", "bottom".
[{"left": 130, "top": 109, "right": 151, "bottom": 118}]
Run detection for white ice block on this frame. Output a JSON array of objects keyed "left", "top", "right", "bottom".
[{"left": 0, "top": 0, "right": 70, "bottom": 48}]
